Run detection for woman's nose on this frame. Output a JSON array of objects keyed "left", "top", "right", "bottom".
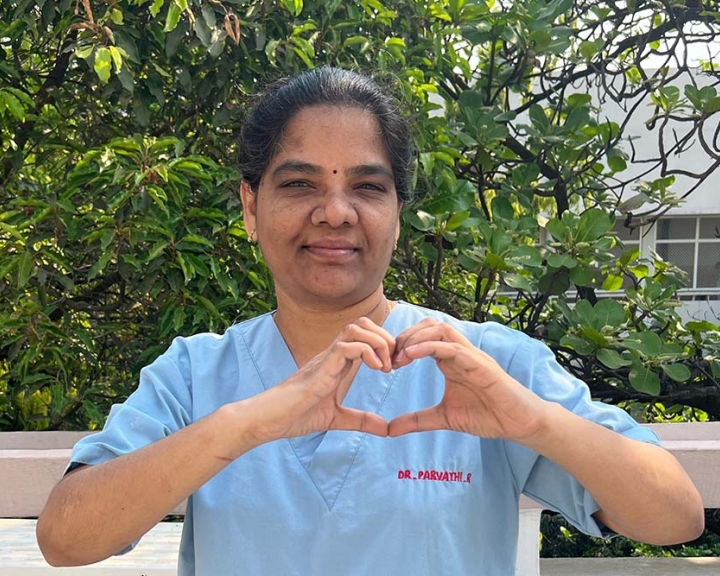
[{"left": 311, "top": 190, "right": 359, "bottom": 227}]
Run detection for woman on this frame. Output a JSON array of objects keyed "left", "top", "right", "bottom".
[{"left": 37, "top": 67, "right": 703, "bottom": 575}]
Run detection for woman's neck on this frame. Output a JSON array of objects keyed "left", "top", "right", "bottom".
[{"left": 273, "top": 289, "right": 393, "bottom": 367}]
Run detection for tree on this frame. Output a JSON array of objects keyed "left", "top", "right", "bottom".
[{"left": 1, "top": 0, "right": 720, "bottom": 431}]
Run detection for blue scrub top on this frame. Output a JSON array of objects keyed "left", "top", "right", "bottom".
[{"left": 69, "top": 302, "right": 659, "bottom": 575}]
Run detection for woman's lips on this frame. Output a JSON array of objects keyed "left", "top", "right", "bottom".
[{"left": 303, "top": 243, "right": 358, "bottom": 259}]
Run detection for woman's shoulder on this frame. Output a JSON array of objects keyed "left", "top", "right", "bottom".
[{"left": 163, "top": 312, "right": 276, "bottom": 358}]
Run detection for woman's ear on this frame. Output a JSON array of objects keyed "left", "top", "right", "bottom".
[
  {"left": 240, "top": 181, "right": 257, "bottom": 238},
  {"left": 394, "top": 201, "right": 404, "bottom": 245}
]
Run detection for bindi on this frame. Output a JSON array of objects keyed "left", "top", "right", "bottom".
[{"left": 333, "top": 169, "right": 338, "bottom": 174}]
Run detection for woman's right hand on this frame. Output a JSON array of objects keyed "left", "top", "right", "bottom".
[{"left": 242, "top": 317, "right": 395, "bottom": 444}]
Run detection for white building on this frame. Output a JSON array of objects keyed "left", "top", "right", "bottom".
[{"left": 605, "top": 69, "right": 720, "bottom": 321}]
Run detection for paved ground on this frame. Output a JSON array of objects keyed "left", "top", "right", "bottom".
[
  {"left": 0, "top": 519, "right": 178, "bottom": 574},
  {"left": 541, "top": 557, "right": 720, "bottom": 575},
  {"left": 2, "top": 519, "right": 719, "bottom": 575}
]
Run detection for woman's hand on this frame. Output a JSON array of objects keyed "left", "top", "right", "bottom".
[
  {"left": 388, "top": 318, "right": 550, "bottom": 441},
  {"left": 245, "top": 317, "right": 394, "bottom": 444}
]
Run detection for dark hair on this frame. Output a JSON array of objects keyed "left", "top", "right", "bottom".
[{"left": 238, "top": 67, "right": 415, "bottom": 203}]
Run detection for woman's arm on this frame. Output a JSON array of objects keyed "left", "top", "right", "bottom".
[
  {"left": 388, "top": 318, "right": 705, "bottom": 545},
  {"left": 521, "top": 403, "right": 704, "bottom": 545},
  {"left": 37, "top": 401, "right": 261, "bottom": 566},
  {"left": 37, "top": 317, "right": 394, "bottom": 566}
]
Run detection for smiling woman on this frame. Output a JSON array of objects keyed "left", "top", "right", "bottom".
[
  {"left": 36, "top": 68, "right": 704, "bottom": 576},
  {"left": 241, "top": 105, "right": 402, "bottom": 327}
]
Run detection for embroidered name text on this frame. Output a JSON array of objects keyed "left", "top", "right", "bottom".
[{"left": 397, "top": 470, "right": 472, "bottom": 483}]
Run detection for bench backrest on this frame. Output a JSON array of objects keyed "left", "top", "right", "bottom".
[{"left": 1, "top": 423, "right": 718, "bottom": 518}]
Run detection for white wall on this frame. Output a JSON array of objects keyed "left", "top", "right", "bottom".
[{"left": 596, "top": 69, "right": 720, "bottom": 215}]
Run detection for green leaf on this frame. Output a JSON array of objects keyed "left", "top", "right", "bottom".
[
  {"left": 291, "top": 36, "right": 315, "bottom": 59},
  {"left": 579, "top": 40, "right": 597, "bottom": 59},
  {"left": 629, "top": 365, "right": 661, "bottom": 395},
  {"left": 593, "top": 299, "right": 625, "bottom": 328},
  {"left": 491, "top": 196, "right": 514, "bottom": 220},
  {"left": 621, "top": 332, "right": 662, "bottom": 357},
  {"left": 507, "top": 245, "right": 543, "bottom": 267},
  {"left": 528, "top": 104, "right": 549, "bottom": 130},
  {"left": 176, "top": 251, "right": 193, "bottom": 283},
  {"left": 602, "top": 274, "right": 624, "bottom": 291},
  {"left": 148, "top": 241, "right": 168, "bottom": 260},
  {"left": 573, "top": 299, "right": 594, "bottom": 325},
  {"left": 164, "top": 3, "right": 181, "bottom": 32},
  {"left": 88, "top": 250, "right": 113, "bottom": 280},
  {"left": 567, "top": 93, "right": 592, "bottom": 107},
  {"left": 179, "top": 234, "right": 214, "bottom": 248},
  {"left": 503, "top": 273, "right": 532, "bottom": 292},
  {"left": 197, "top": 294, "right": 220, "bottom": 317},
  {"left": 548, "top": 253, "right": 577, "bottom": 269},
  {"left": 703, "top": 96, "right": 720, "bottom": 114},
  {"left": 100, "top": 229, "right": 116, "bottom": 251},
  {"left": 17, "top": 250, "right": 33, "bottom": 288},
  {"left": 608, "top": 155, "right": 627, "bottom": 173},
  {"left": 619, "top": 248, "right": 641, "bottom": 266},
  {"left": 616, "top": 193, "right": 649, "bottom": 213},
  {"left": 686, "top": 320, "right": 719, "bottom": 332},
  {"left": 0, "top": 220, "right": 26, "bottom": 242},
  {"left": 408, "top": 210, "right": 435, "bottom": 232},
  {"left": 108, "top": 46, "right": 123, "bottom": 72},
  {"left": 579, "top": 326, "right": 608, "bottom": 347},
  {"left": 279, "top": 0, "right": 303, "bottom": 16},
  {"left": 117, "top": 68, "right": 134, "bottom": 92},
  {"left": 597, "top": 348, "right": 632, "bottom": 369},
  {"left": 193, "top": 17, "right": 212, "bottom": 46},
  {"left": 575, "top": 209, "right": 611, "bottom": 243},
  {"left": 570, "top": 262, "right": 595, "bottom": 286},
  {"left": 201, "top": 5, "right": 217, "bottom": 26},
  {"left": 0, "top": 257, "right": 18, "bottom": 282},
  {"left": 150, "top": 0, "right": 165, "bottom": 17},
  {"left": 109, "top": 8, "right": 123, "bottom": 24},
  {"left": 1, "top": 91, "right": 25, "bottom": 121},
  {"left": 545, "top": 219, "right": 566, "bottom": 241},
  {"left": 560, "top": 334, "right": 594, "bottom": 355},
  {"left": 93, "top": 47, "right": 112, "bottom": 83},
  {"left": 662, "top": 363, "right": 691, "bottom": 383},
  {"left": 75, "top": 44, "right": 95, "bottom": 60},
  {"left": 485, "top": 252, "right": 509, "bottom": 271},
  {"left": 446, "top": 210, "right": 470, "bottom": 231},
  {"left": 538, "top": 268, "right": 570, "bottom": 295},
  {"left": 711, "top": 361, "right": 720, "bottom": 379}
]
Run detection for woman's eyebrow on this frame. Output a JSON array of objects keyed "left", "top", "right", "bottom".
[
  {"left": 346, "top": 164, "right": 394, "bottom": 180},
  {"left": 271, "top": 161, "right": 394, "bottom": 181},
  {"left": 271, "top": 160, "right": 323, "bottom": 178}
]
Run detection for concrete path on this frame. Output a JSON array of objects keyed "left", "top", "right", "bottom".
[
  {"left": 541, "top": 557, "right": 720, "bottom": 575},
  {"left": 0, "top": 519, "right": 178, "bottom": 574},
  {"left": 3, "top": 519, "right": 719, "bottom": 575}
]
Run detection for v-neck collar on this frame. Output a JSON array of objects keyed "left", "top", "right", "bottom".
[{"left": 242, "top": 304, "right": 403, "bottom": 510}]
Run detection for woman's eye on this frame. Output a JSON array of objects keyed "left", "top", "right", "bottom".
[
  {"left": 357, "top": 182, "right": 385, "bottom": 192},
  {"left": 282, "top": 180, "right": 310, "bottom": 188}
]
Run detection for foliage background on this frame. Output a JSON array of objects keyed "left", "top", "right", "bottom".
[{"left": 1, "top": 0, "right": 719, "bottom": 556}]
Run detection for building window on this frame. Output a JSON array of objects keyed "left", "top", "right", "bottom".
[{"left": 655, "top": 217, "right": 720, "bottom": 290}]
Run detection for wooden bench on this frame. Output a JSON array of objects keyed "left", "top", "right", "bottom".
[{"left": 1, "top": 423, "right": 718, "bottom": 575}]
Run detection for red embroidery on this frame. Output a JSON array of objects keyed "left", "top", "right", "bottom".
[{"left": 397, "top": 469, "right": 472, "bottom": 483}]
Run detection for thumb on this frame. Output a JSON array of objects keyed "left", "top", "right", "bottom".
[
  {"left": 332, "top": 406, "right": 389, "bottom": 437},
  {"left": 388, "top": 406, "right": 447, "bottom": 437}
]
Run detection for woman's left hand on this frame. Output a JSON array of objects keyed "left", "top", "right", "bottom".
[{"left": 388, "top": 318, "right": 550, "bottom": 441}]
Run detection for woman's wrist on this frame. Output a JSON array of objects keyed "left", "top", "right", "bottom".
[{"left": 216, "top": 399, "right": 276, "bottom": 459}]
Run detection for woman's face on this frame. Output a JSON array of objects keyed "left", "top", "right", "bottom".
[{"left": 241, "top": 105, "right": 402, "bottom": 309}]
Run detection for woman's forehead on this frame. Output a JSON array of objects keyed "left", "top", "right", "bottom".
[{"left": 269, "top": 105, "right": 392, "bottom": 170}]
